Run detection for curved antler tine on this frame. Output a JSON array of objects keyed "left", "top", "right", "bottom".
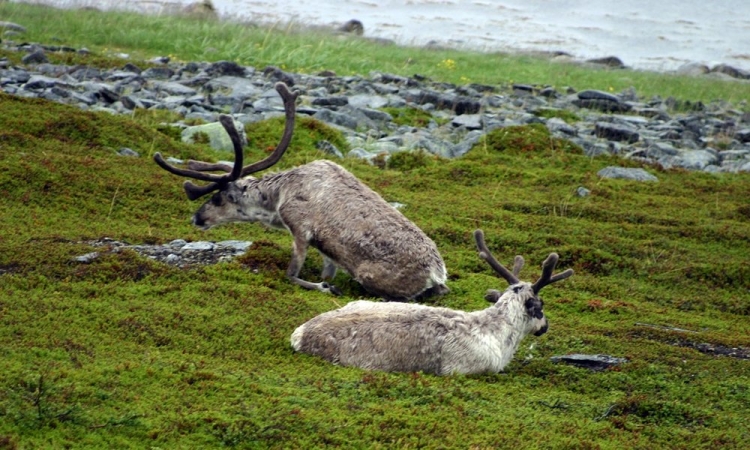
[
  {"left": 155, "top": 115, "right": 247, "bottom": 201},
  {"left": 153, "top": 152, "right": 232, "bottom": 183},
  {"left": 218, "top": 115, "right": 244, "bottom": 182},
  {"left": 239, "top": 82, "right": 299, "bottom": 177},
  {"left": 183, "top": 180, "right": 222, "bottom": 201},
  {"left": 187, "top": 160, "right": 234, "bottom": 173},
  {"left": 474, "top": 229, "right": 520, "bottom": 285},
  {"left": 531, "top": 252, "right": 574, "bottom": 294}
]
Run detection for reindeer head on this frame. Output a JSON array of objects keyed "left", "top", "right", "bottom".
[
  {"left": 153, "top": 82, "right": 299, "bottom": 229},
  {"left": 474, "top": 229, "right": 573, "bottom": 336}
]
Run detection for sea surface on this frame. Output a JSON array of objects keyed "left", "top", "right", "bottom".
[{"left": 12, "top": 0, "right": 750, "bottom": 72}]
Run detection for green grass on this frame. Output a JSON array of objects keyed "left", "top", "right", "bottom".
[
  {"left": 1, "top": 3, "right": 749, "bottom": 449},
  {"left": 2, "top": 2, "right": 750, "bottom": 104}
]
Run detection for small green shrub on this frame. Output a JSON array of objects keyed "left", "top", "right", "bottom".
[
  {"left": 381, "top": 107, "right": 435, "bottom": 128},
  {"left": 533, "top": 107, "right": 581, "bottom": 123},
  {"left": 387, "top": 150, "right": 440, "bottom": 171},
  {"left": 480, "top": 123, "right": 583, "bottom": 155}
]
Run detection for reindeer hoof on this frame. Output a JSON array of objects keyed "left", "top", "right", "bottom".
[{"left": 321, "top": 282, "right": 342, "bottom": 296}]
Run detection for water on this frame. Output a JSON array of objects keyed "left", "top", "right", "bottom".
[{"left": 12, "top": 0, "right": 750, "bottom": 72}]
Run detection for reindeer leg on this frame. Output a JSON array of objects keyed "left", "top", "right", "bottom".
[
  {"left": 320, "top": 255, "right": 338, "bottom": 279},
  {"left": 287, "top": 235, "right": 341, "bottom": 295},
  {"left": 319, "top": 256, "right": 342, "bottom": 295}
]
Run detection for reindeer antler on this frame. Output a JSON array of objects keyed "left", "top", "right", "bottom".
[
  {"left": 474, "top": 229, "right": 524, "bottom": 285},
  {"left": 531, "top": 253, "right": 573, "bottom": 294},
  {"left": 474, "top": 229, "right": 573, "bottom": 292},
  {"left": 153, "top": 82, "right": 300, "bottom": 200}
]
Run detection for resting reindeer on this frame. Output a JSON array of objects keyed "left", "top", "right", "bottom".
[
  {"left": 291, "top": 229, "right": 573, "bottom": 375},
  {"left": 154, "top": 82, "right": 448, "bottom": 301}
]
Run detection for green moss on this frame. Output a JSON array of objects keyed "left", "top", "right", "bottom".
[
  {"left": 0, "top": 47, "right": 158, "bottom": 71},
  {"left": 241, "top": 116, "right": 350, "bottom": 167},
  {"left": 188, "top": 131, "right": 211, "bottom": 144},
  {"left": 479, "top": 123, "right": 584, "bottom": 155},
  {"left": 131, "top": 108, "right": 185, "bottom": 126},
  {"left": 534, "top": 107, "right": 581, "bottom": 123},
  {"left": 386, "top": 150, "right": 441, "bottom": 172},
  {"left": 381, "top": 106, "right": 437, "bottom": 128}
]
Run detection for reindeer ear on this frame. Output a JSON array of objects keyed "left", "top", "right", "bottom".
[
  {"left": 484, "top": 289, "right": 502, "bottom": 303},
  {"left": 525, "top": 297, "right": 544, "bottom": 319}
]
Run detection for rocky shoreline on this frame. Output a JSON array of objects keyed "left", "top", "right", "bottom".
[{"left": 3, "top": 39, "right": 750, "bottom": 176}]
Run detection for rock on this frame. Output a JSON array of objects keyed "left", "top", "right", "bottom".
[
  {"left": 120, "top": 95, "right": 144, "bottom": 110},
  {"left": 181, "top": 0, "right": 219, "bottom": 20},
  {"left": 573, "top": 90, "right": 631, "bottom": 113},
  {"left": 546, "top": 118, "right": 577, "bottom": 136},
  {"left": 735, "top": 128, "right": 750, "bottom": 143},
  {"left": 1, "top": 38, "right": 747, "bottom": 178},
  {"left": 262, "top": 65, "right": 296, "bottom": 86},
  {"left": 348, "top": 93, "right": 390, "bottom": 109},
  {"left": 23, "top": 74, "right": 66, "bottom": 90},
  {"left": 597, "top": 167, "right": 658, "bottom": 182},
  {"left": 169, "top": 239, "right": 188, "bottom": 249},
  {"left": 151, "top": 81, "right": 197, "bottom": 96},
  {"left": 313, "top": 108, "right": 359, "bottom": 130},
  {"left": 181, "top": 120, "right": 248, "bottom": 152},
  {"left": 0, "top": 21, "right": 27, "bottom": 33},
  {"left": 207, "top": 60, "right": 247, "bottom": 77},
  {"left": 402, "top": 88, "right": 481, "bottom": 115},
  {"left": 84, "top": 238, "right": 252, "bottom": 267},
  {"left": 585, "top": 56, "right": 625, "bottom": 68},
  {"left": 312, "top": 96, "right": 349, "bottom": 107},
  {"left": 550, "top": 354, "right": 628, "bottom": 371},
  {"left": 338, "top": 19, "right": 364, "bottom": 36},
  {"left": 316, "top": 140, "right": 344, "bottom": 158},
  {"left": 451, "top": 114, "right": 483, "bottom": 130},
  {"left": 710, "top": 64, "right": 750, "bottom": 80},
  {"left": 141, "top": 67, "right": 174, "bottom": 79},
  {"left": 74, "top": 252, "right": 100, "bottom": 264},
  {"left": 594, "top": 122, "right": 640, "bottom": 143},
  {"left": 22, "top": 50, "right": 48, "bottom": 64},
  {"left": 348, "top": 147, "right": 382, "bottom": 164},
  {"left": 678, "top": 150, "right": 719, "bottom": 170},
  {"left": 576, "top": 186, "right": 591, "bottom": 197},
  {"left": 118, "top": 147, "right": 139, "bottom": 157},
  {"left": 675, "top": 62, "right": 710, "bottom": 76},
  {"left": 216, "top": 240, "right": 253, "bottom": 252}
]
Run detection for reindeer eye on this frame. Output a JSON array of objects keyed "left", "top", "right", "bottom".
[{"left": 210, "top": 192, "right": 223, "bottom": 206}]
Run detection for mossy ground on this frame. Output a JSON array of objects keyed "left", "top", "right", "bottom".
[{"left": 1, "top": 87, "right": 749, "bottom": 447}]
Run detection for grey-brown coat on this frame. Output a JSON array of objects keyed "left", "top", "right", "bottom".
[
  {"left": 154, "top": 82, "right": 448, "bottom": 301},
  {"left": 291, "top": 229, "right": 573, "bottom": 375}
]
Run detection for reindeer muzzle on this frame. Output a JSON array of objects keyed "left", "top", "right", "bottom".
[{"left": 534, "top": 320, "right": 549, "bottom": 336}]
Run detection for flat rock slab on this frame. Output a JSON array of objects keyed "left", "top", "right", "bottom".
[
  {"left": 77, "top": 238, "right": 253, "bottom": 267},
  {"left": 550, "top": 354, "right": 628, "bottom": 371},
  {"left": 597, "top": 166, "right": 659, "bottom": 182}
]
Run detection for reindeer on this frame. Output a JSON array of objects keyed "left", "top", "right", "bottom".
[
  {"left": 291, "top": 229, "right": 573, "bottom": 375},
  {"left": 154, "top": 82, "right": 448, "bottom": 301}
]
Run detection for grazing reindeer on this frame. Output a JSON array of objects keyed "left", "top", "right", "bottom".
[
  {"left": 154, "top": 82, "right": 448, "bottom": 301},
  {"left": 291, "top": 229, "right": 573, "bottom": 375}
]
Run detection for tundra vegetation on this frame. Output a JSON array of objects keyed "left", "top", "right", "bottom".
[{"left": 0, "top": 2, "right": 749, "bottom": 449}]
